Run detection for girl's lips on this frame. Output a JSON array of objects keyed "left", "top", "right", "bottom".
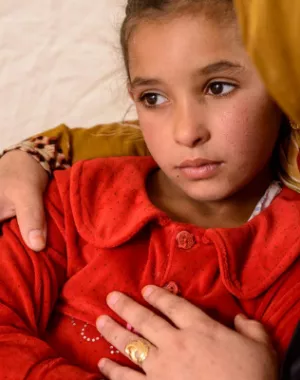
[
  {"left": 179, "top": 158, "right": 220, "bottom": 168},
  {"left": 178, "top": 162, "right": 222, "bottom": 180}
]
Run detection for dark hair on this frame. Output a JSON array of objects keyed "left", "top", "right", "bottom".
[{"left": 120, "top": 0, "right": 235, "bottom": 79}]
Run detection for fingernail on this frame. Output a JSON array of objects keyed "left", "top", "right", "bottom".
[
  {"left": 142, "top": 285, "right": 155, "bottom": 298},
  {"left": 96, "top": 316, "right": 107, "bottom": 330},
  {"left": 107, "top": 292, "right": 121, "bottom": 306},
  {"left": 28, "top": 229, "right": 45, "bottom": 251},
  {"left": 98, "top": 358, "right": 107, "bottom": 370},
  {"left": 237, "top": 313, "right": 248, "bottom": 320}
]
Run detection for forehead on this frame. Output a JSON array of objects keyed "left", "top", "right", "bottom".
[{"left": 128, "top": 14, "right": 248, "bottom": 79}]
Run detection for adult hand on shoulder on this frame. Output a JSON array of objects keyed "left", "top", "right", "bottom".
[
  {"left": 0, "top": 150, "right": 49, "bottom": 251},
  {"left": 96, "top": 286, "right": 278, "bottom": 380}
]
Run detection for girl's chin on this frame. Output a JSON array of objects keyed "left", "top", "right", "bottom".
[{"left": 179, "top": 182, "right": 236, "bottom": 203}]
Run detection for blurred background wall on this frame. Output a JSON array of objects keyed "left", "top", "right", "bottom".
[{"left": 0, "top": 0, "right": 133, "bottom": 150}]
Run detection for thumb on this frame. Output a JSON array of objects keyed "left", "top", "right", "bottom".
[
  {"left": 14, "top": 192, "right": 47, "bottom": 252},
  {"left": 234, "top": 314, "right": 271, "bottom": 345}
]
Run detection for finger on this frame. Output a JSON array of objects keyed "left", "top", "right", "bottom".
[
  {"left": 14, "top": 192, "right": 47, "bottom": 252},
  {"left": 96, "top": 315, "right": 156, "bottom": 370},
  {"left": 106, "top": 291, "right": 174, "bottom": 345},
  {"left": 0, "top": 206, "right": 15, "bottom": 222},
  {"left": 99, "top": 358, "right": 145, "bottom": 380},
  {"left": 234, "top": 314, "right": 272, "bottom": 345},
  {"left": 142, "top": 285, "right": 215, "bottom": 329}
]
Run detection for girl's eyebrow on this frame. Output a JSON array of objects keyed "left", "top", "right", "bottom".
[
  {"left": 130, "top": 77, "right": 162, "bottom": 89},
  {"left": 197, "top": 60, "right": 245, "bottom": 76},
  {"left": 131, "top": 60, "right": 244, "bottom": 89}
]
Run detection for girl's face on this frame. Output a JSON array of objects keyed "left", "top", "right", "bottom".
[{"left": 128, "top": 13, "right": 282, "bottom": 202}]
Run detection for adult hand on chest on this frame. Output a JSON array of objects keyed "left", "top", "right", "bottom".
[{"left": 96, "top": 286, "right": 278, "bottom": 380}]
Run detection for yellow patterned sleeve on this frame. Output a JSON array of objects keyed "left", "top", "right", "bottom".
[{"left": 1, "top": 121, "right": 149, "bottom": 175}]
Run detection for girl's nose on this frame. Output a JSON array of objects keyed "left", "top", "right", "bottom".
[{"left": 173, "top": 103, "right": 210, "bottom": 148}]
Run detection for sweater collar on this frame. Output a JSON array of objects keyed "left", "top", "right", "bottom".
[
  {"left": 207, "top": 186, "right": 300, "bottom": 298},
  {"left": 70, "top": 156, "right": 300, "bottom": 298},
  {"left": 70, "top": 157, "right": 167, "bottom": 248}
]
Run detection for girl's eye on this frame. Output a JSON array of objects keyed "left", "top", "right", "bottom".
[
  {"left": 139, "top": 93, "right": 167, "bottom": 107},
  {"left": 206, "top": 82, "right": 236, "bottom": 96}
]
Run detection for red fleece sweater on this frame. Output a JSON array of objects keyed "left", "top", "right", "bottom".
[{"left": 0, "top": 157, "right": 299, "bottom": 379}]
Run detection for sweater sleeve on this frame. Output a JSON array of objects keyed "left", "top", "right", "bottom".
[
  {"left": 0, "top": 121, "right": 148, "bottom": 176},
  {"left": 262, "top": 270, "right": 300, "bottom": 359},
  {"left": 0, "top": 125, "right": 72, "bottom": 175},
  {"left": 0, "top": 176, "right": 102, "bottom": 379}
]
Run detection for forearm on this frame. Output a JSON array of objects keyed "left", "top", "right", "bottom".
[
  {"left": 0, "top": 125, "right": 72, "bottom": 175},
  {"left": 0, "top": 121, "right": 148, "bottom": 177}
]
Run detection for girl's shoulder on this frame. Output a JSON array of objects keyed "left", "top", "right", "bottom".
[
  {"left": 46, "top": 156, "right": 160, "bottom": 245},
  {"left": 279, "top": 185, "right": 300, "bottom": 204}
]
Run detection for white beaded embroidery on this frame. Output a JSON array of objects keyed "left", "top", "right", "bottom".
[
  {"left": 70, "top": 317, "right": 120, "bottom": 357},
  {"left": 71, "top": 318, "right": 101, "bottom": 343},
  {"left": 110, "top": 345, "right": 120, "bottom": 355},
  {"left": 81, "top": 322, "right": 101, "bottom": 342}
]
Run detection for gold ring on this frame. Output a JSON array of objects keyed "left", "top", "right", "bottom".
[{"left": 125, "top": 339, "right": 150, "bottom": 365}]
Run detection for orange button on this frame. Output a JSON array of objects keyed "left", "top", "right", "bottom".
[
  {"left": 176, "top": 231, "right": 195, "bottom": 249},
  {"left": 164, "top": 281, "right": 179, "bottom": 295}
]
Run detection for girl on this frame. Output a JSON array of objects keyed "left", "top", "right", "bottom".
[{"left": 0, "top": 0, "right": 299, "bottom": 379}]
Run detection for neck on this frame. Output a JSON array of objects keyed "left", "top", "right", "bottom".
[{"left": 147, "top": 167, "right": 274, "bottom": 228}]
